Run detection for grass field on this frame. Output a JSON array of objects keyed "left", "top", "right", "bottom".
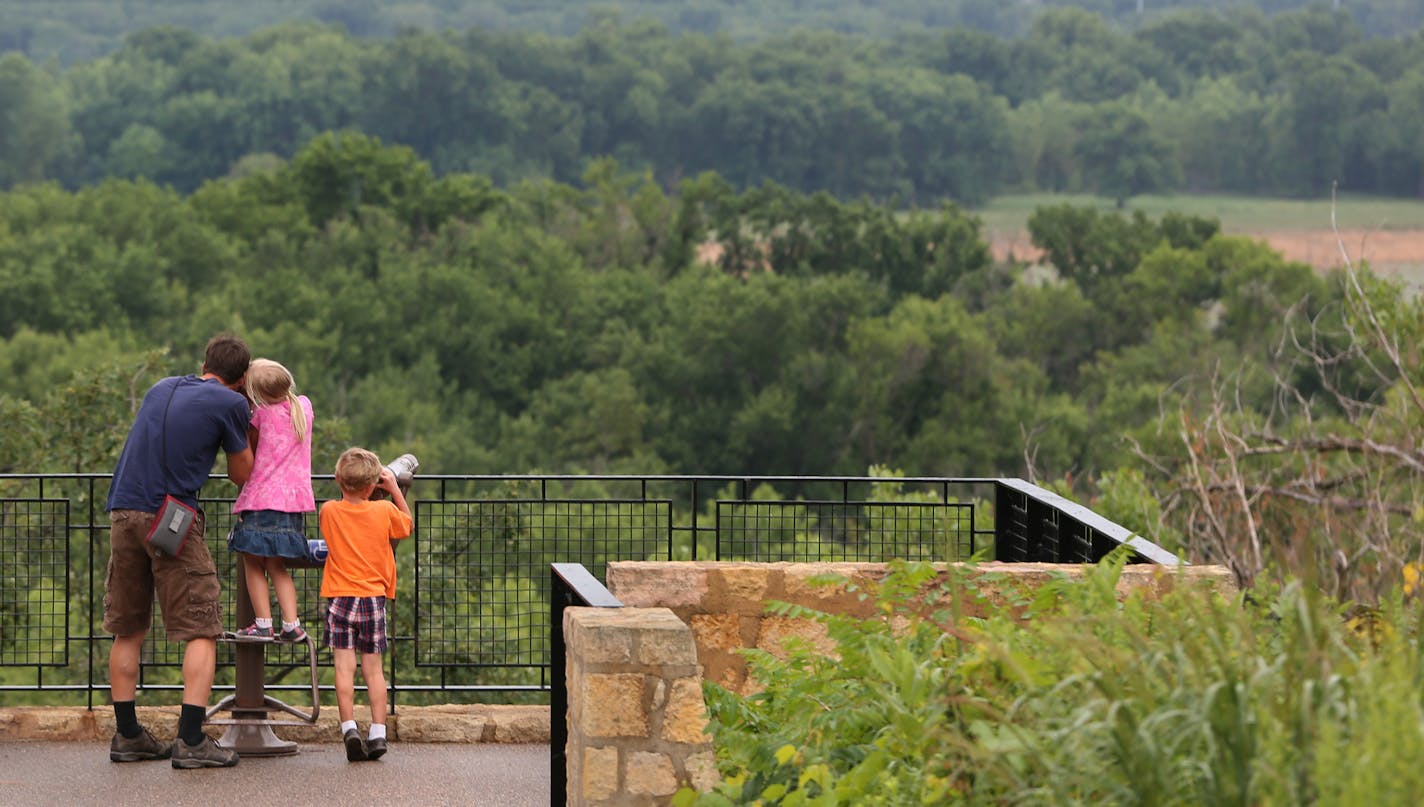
[{"left": 974, "top": 192, "right": 1424, "bottom": 290}]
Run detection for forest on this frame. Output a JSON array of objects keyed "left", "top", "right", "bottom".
[
  {"left": 2, "top": 4, "right": 1424, "bottom": 202},
  {"left": 4, "top": 0, "right": 1423, "bottom": 59},
  {"left": 2, "top": 2, "right": 1423, "bottom": 603}
]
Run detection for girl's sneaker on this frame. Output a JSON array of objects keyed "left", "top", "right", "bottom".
[
  {"left": 278, "top": 625, "right": 308, "bottom": 643},
  {"left": 233, "top": 623, "right": 272, "bottom": 639}
]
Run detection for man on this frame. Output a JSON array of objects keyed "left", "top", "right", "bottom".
[{"left": 104, "top": 334, "right": 255, "bottom": 769}]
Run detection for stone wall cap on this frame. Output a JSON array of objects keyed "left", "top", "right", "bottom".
[{"left": 0, "top": 705, "right": 550, "bottom": 744}]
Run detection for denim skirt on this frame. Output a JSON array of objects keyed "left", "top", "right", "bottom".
[{"left": 227, "top": 510, "right": 310, "bottom": 559}]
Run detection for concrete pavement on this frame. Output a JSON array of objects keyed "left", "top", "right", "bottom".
[
  {"left": 0, "top": 706, "right": 554, "bottom": 806},
  {"left": 0, "top": 740, "right": 551, "bottom": 806}
]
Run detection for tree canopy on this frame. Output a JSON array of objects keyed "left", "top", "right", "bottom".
[
  {"left": 9, "top": 133, "right": 1417, "bottom": 600},
  {"left": 1, "top": 6, "right": 1423, "bottom": 203}
]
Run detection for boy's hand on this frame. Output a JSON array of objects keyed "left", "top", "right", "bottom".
[{"left": 378, "top": 468, "right": 399, "bottom": 493}]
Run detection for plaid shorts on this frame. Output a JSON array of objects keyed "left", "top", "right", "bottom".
[{"left": 324, "top": 596, "right": 388, "bottom": 654}]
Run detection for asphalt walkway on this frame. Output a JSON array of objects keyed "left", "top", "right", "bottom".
[{"left": 0, "top": 740, "right": 551, "bottom": 807}]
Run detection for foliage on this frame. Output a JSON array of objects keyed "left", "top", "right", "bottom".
[
  {"left": 3, "top": 1, "right": 1422, "bottom": 65},
  {"left": 0, "top": 130, "right": 1412, "bottom": 600},
  {"left": 1, "top": 6, "right": 1423, "bottom": 201},
  {"left": 681, "top": 556, "right": 1424, "bottom": 805}
]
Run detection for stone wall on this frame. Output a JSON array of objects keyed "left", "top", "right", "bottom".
[
  {"left": 563, "top": 606, "right": 718, "bottom": 806},
  {"left": 0, "top": 703, "right": 549, "bottom": 744},
  {"left": 606, "top": 561, "right": 1237, "bottom": 695}
]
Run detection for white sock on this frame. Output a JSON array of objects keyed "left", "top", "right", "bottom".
[
  {"left": 255, "top": 618, "right": 273, "bottom": 630},
  {"left": 282, "top": 620, "right": 300, "bottom": 632},
  {"left": 340, "top": 720, "right": 357, "bottom": 735},
  {"left": 368, "top": 724, "right": 386, "bottom": 740}
]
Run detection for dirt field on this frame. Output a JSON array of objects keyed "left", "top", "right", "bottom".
[
  {"left": 989, "top": 228, "right": 1424, "bottom": 290},
  {"left": 698, "top": 225, "right": 1424, "bottom": 290}
]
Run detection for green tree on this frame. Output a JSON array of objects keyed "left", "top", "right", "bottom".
[
  {"left": 1268, "top": 53, "right": 1387, "bottom": 196},
  {"left": 1167, "top": 77, "right": 1272, "bottom": 192},
  {"left": 0, "top": 54, "right": 74, "bottom": 187},
  {"left": 873, "top": 68, "right": 1011, "bottom": 205},
  {"left": 845, "top": 294, "right": 1061, "bottom": 476},
  {"left": 1073, "top": 101, "right": 1181, "bottom": 207},
  {"left": 1382, "top": 67, "right": 1424, "bottom": 197}
]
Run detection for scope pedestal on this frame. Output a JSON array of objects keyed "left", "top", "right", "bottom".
[{"left": 207, "top": 562, "right": 320, "bottom": 756}]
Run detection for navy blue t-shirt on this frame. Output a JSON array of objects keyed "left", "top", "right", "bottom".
[{"left": 106, "top": 375, "right": 251, "bottom": 513}]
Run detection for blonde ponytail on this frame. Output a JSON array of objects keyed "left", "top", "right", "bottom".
[{"left": 288, "top": 389, "right": 308, "bottom": 442}]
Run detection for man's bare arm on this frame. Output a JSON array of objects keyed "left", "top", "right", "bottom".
[{"left": 226, "top": 447, "right": 254, "bottom": 487}]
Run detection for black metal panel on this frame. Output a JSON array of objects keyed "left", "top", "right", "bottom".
[
  {"left": 994, "top": 478, "right": 1180, "bottom": 566},
  {"left": 993, "top": 484, "right": 1028, "bottom": 562},
  {"left": 416, "top": 499, "right": 668, "bottom": 670},
  {"left": 715, "top": 499, "right": 973, "bottom": 562},
  {"left": 0, "top": 498, "right": 69, "bottom": 667}
]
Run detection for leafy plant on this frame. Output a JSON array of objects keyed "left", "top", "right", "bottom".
[{"left": 682, "top": 555, "right": 1424, "bottom": 805}]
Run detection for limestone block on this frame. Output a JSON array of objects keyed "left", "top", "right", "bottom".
[
  {"left": 0, "top": 706, "right": 98, "bottom": 741},
  {"left": 637, "top": 619, "right": 699, "bottom": 666},
  {"left": 690, "top": 613, "right": 741, "bottom": 653},
  {"left": 607, "top": 562, "right": 709, "bottom": 608},
  {"left": 568, "top": 607, "right": 696, "bottom": 667},
  {"left": 398, "top": 710, "right": 489, "bottom": 743},
  {"left": 492, "top": 706, "right": 551, "bottom": 743},
  {"left": 691, "top": 613, "right": 750, "bottom": 693},
  {"left": 783, "top": 563, "right": 880, "bottom": 617},
  {"left": 625, "top": 750, "right": 678, "bottom": 797},
  {"left": 661, "top": 677, "right": 711, "bottom": 745},
  {"left": 708, "top": 659, "right": 745, "bottom": 692},
  {"left": 756, "top": 615, "right": 836, "bottom": 661},
  {"left": 580, "top": 673, "right": 648, "bottom": 737},
  {"left": 710, "top": 565, "right": 770, "bottom": 613},
  {"left": 582, "top": 745, "right": 620, "bottom": 802},
  {"left": 1118, "top": 564, "right": 1238, "bottom": 598},
  {"left": 565, "top": 607, "right": 635, "bottom": 664},
  {"left": 686, "top": 750, "right": 721, "bottom": 792}
]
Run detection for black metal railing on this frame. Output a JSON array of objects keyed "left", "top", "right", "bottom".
[
  {"left": 0, "top": 473, "right": 1176, "bottom": 704},
  {"left": 549, "top": 563, "right": 622, "bottom": 806}
]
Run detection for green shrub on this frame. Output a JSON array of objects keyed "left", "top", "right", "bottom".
[{"left": 678, "top": 553, "right": 1424, "bottom": 805}]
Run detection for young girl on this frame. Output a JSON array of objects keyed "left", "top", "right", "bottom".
[{"left": 229, "top": 358, "right": 316, "bottom": 641}]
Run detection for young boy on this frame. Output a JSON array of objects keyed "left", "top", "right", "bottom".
[{"left": 319, "top": 447, "right": 413, "bottom": 762}]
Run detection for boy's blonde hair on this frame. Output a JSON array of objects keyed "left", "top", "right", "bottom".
[
  {"left": 245, "top": 358, "right": 308, "bottom": 442},
  {"left": 334, "top": 447, "right": 382, "bottom": 494}
]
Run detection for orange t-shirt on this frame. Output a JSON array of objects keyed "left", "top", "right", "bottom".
[{"left": 318, "top": 499, "right": 413, "bottom": 599}]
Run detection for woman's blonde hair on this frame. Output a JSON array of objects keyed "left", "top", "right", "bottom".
[{"left": 245, "top": 358, "right": 308, "bottom": 442}]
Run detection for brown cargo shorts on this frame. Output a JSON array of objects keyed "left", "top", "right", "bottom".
[{"left": 102, "top": 509, "right": 223, "bottom": 642}]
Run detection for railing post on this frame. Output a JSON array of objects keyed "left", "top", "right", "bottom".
[
  {"left": 550, "top": 574, "right": 571, "bottom": 806},
  {"left": 550, "top": 563, "right": 622, "bottom": 807}
]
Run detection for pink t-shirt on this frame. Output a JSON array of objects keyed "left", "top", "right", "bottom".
[{"left": 233, "top": 396, "right": 316, "bottom": 514}]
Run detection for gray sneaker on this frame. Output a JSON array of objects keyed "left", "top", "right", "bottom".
[
  {"left": 110, "top": 728, "right": 172, "bottom": 762},
  {"left": 171, "top": 735, "right": 239, "bottom": 769}
]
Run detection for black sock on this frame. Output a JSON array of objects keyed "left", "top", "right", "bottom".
[
  {"left": 114, "top": 700, "right": 142, "bottom": 739},
  {"left": 177, "top": 703, "right": 206, "bottom": 746}
]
